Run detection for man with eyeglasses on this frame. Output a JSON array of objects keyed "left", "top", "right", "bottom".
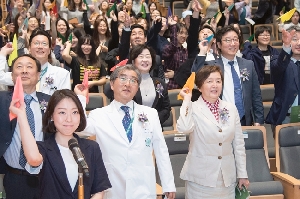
[
  {"left": 242, "top": 26, "right": 279, "bottom": 84},
  {"left": 191, "top": 25, "right": 264, "bottom": 126},
  {"left": 0, "top": 28, "right": 71, "bottom": 95},
  {"left": 266, "top": 26, "right": 300, "bottom": 133},
  {"left": 75, "top": 64, "right": 176, "bottom": 199}
]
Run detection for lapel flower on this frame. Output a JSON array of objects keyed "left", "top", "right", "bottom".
[
  {"left": 240, "top": 68, "right": 250, "bottom": 81},
  {"left": 219, "top": 107, "right": 230, "bottom": 124},
  {"left": 40, "top": 100, "right": 48, "bottom": 113},
  {"left": 44, "top": 76, "right": 57, "bottom": 90},
  {"left": 138, "top": 112, "right": 149, "bottom": 127},
  {"left": 155, "top": 81, "right": 164, "bottom": 98}
]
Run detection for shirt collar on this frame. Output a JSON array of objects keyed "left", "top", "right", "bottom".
[
  {"left": 202, "top": 96, "right": 219, "bottom": 107},
  {"left": 24, "top": 91, "right": 38, "bottom": 102},
  {"left": 291, "top": 57, "right": 298, "bottom": 63},
  {"left": 113, "top": 100, "right": 134, "bottom": 112},
  {"left": 221, "top": 55, "right": 237, "bottom": 64}
]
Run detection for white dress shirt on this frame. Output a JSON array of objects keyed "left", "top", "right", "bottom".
[
  {"left": 221, "top": 56, "right": 242, "bottom": 105},
  {"left": 4, "top": 92, "right": 43, "bottom": 170}
]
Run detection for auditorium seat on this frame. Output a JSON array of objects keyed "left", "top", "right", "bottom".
[
  {"left": 242, "top": 126, "right": 284, "bottom": 198},
  {"left": 156, "top": 131, "right": 189, "bottom": 199},
  {"left": 272, "top": 123, "right": 300, "bottom": 199}
]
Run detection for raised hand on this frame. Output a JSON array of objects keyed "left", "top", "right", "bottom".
[
  {"left": 9, "top": 98, "right": 26, "bottom": 118},
  {"left": 168, "top": 16, "right": 177, "bottom": 26},
  {"left": 179, "top": 87, "right": 192, "bottom": 100},
  {"left": 282, "top": 29, "right": 296, "bottom": 47},
  {"left": 192, "top": 0, "right": 202, "bottom": 12},
  {"left": 110, "top": 11, "right": 117, "bottom": 22},
  {"left": 198, "top": 40, "right": 209, "bottom": 55}
]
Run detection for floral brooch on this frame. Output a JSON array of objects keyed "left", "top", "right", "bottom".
[
  {"left": 240, "top": 68, "right": 250, "bottom": 81},
  {"left": 40, "top": 100, "right": 48, "bottom": 113},
  {"left": 44, "top": 76, "right": 57, "bottom": 90},
  {"left": 219, "top": 107, "right": 230, "bottom": 124},
  {"left": 138, "top": 112, "right": 149, "bottom": 127},
  {"left": 155, "top": 81, "right": 164, "bottom": 98}
]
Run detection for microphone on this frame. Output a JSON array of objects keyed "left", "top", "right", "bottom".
[{"left": 68, "top": 138, "right": 90, "bottom": 177}]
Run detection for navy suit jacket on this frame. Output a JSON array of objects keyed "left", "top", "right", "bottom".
[
  {"left": 0, "top": 91, "right": 51, "bottom": 158},
  {"left": 0, "top": 91, "right": 51, "bottom": 173},
  {"left": 37, "top": 134, "right": 111, "bottom": 199},
  {"left": 191, "top": 56, "right": 264, "bottom": 125},
  {"left": 265, "top": 50, "right": 299, "bottom": 125}
]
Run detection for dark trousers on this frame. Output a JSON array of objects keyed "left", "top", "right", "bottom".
[{"left": 3, "top": 170, "right": 39, "bottom": 199}]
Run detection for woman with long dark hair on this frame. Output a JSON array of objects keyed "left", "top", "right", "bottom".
[{"left": 62, "top": 35, "right": 107, "bottom": 92}]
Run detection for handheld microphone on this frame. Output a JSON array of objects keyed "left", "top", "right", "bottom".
[{"left": 68, "top": 138, "right": 90, "bottom": 177}]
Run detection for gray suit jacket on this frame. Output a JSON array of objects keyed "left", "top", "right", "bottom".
[{"left": 191, "top": 55, "right": 264, "bottom": 125}]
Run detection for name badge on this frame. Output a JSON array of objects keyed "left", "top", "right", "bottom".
[
  {"left": 243, "top": 131, "right": 248, "bottom": 139},
  {"left": 174, "top": 134, "right": 187, "bottom": 141}
]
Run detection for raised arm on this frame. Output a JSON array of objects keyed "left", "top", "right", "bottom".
[{"left": 9, "top": 99, "right": 43, "bottom": 167}]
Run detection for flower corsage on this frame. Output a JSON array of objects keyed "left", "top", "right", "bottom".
[
  {"left": 40, "top": 100, "right": 48, "bottom": 113},
  {"left": 155, "top": 81, "right": 164, "bottom": 98},
  {"left": 138, "top": 112, "right": 149, "bottom": 127},
  {"left": 219, "top": 107, "right": 230, "bottom": 124},
  {"left": 44, "top": 76, "right": 57, "bottom": 90},
  {"left": 240, "top": 68, "right": 250, "bottom": 81}
]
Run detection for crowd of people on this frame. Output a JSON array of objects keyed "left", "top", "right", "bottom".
[{"left": 0, "top": 0, "right": 299, "bottom": 198}]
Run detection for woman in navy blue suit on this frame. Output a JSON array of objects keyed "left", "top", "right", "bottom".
[{"left": 9, "top": 89, "right": 111, "bottom": 199}]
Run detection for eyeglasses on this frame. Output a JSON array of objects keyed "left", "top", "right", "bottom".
[
  {"left": 292, "top": 38, "right": 300, "bottom": 43},
  {"left": 258, "top": 34, "right": 271, "bottom": 37},
  {"left": 33, "top": 41, "right": 49, "bottom": 47},
  {"left": 117, "top": 75, "right": 138, "bottom": 85},
  {"left": 222, "top": 38, "right": 239, "bottom": 44}
]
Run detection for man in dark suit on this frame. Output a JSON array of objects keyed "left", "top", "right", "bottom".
[
  {"left": 118, "top": 17, "right": 164, "bottom": 79},
  {"left": 191, "top": 25, "right": 264, "bottom": 126},
  {"left": 0, "top": 52, "right": 51, "bottom": 199},
  {"left": 266, "top": 26, "right": 300, "bottom": 130}
]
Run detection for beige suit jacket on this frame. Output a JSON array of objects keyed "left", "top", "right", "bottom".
[{"left": 177, "top": 97, "right": 248, "bottom": 187}]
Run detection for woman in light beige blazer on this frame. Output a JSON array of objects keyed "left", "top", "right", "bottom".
[{"left": 177, "top": 65, "right": 249, "bottom": 199}]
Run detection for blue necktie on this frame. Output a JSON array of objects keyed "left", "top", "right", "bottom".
[
  {"left": 19, "top": 95, "right": 35, "bottom": 168},
  {"left": 120, "top": 106, "right": 132, "bottom": 142},
  {"left": 228, "top": 61, "right": 245, "bottom": 119}
]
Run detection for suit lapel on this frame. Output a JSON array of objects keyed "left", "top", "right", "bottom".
[
  {"left": 130, "top": 103, "right": 142, "bottom": 145},
  {"left": 151, "top": 78, "right": 159, "bottom": 108},
  {"left": 216, "top": 58, "right": 225, "bottom": 99},
  {"left": 107, "top": 103, "right": 130, "bottom": 143},
  {"left": 292, "top": 62, "right": 300, "bottom": 91},
  {"left": 45, "top": 135, "right": 73, "bottom": 196},
  {"left": 36, "top": 92, "right": 46, "bottom": 117},
  {"left": 236, "top": 58, "right": 247, "bottom": 102},
  {"left": 7, "top": 92, "right": 18, "bottom": 133},
  {"left": 196, "top": 97, "right": 221, "bottom": 128}
]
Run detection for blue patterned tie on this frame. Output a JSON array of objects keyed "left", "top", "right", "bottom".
[
  {"left": 19, "top": 95, "right": 35, "bottom": 168},
  {"left": 120, "top": 106, "right": 132, "bottom": 142},
  {"left": 228, "top": 61, "right": 245, "bottom": 119}
]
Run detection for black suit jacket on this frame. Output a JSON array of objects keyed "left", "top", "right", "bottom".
[
  {"left": 37, "top": 134, "right": 111, "bottom": 199},
  {"left": 0, "top": 91, "right": 51, "bottom": 173}
]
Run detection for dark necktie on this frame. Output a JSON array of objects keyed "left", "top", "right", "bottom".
[
  {"left": 228, "top": 61, "right": 245, "bottom": 119},
  {"left": 120, "top": 106, "right": 132, "bottom": 142},
  {"left": 19, "top": 95, "right": 35, "bottom": 168},
  {"left": 296, "top": 61, "right": 300, "bottom": 105}
]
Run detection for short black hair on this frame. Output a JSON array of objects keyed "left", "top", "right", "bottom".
[
  {"left": 11, "top": 54, "right": 41, "bottom": 72},
  {"left": 29, "top": 28, "right": 52, "bottom": 48},
  {"left": 130, "top": 24, "right": 147, "bottom": 37},
  {"left": 216, "top": 25, "right": 241, "bottom": 53},
  {"left": 128, "top": 44, "right": 156, "bottom": 72},
  {"left": 255, "top": 26, "right": 271, "bottom": 42},
  {"left": 42, "top": 89, "right": 86, "bottom": 134}
]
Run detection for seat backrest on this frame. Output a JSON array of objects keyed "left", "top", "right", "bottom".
[
  {"left": 242, "top": 126, "right": 273, "bottom": 182},
  {"left": 163, "top": 132, "right": 190, "bottom": 187},
  {"left": 162, "top": 110, "right": 174, "bottom": 131},
  {"left": 260, "top": 84, "right": 275, "bottom": 102},
  {"left": 168, "top": 89, "right": 183, "bottom": 107},
  {"left": 276, "top": 124, "right": 300, "bottom": 178},
  {"left": 240, "top": 24, "right": 251, "bottom": 42},
  {"left": 85, "top": 93, "right": 107, "bottom": 111}
]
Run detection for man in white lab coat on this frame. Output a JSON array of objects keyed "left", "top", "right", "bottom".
[{"left": 76, "top": 64, "right": 176, "bottom": 199}]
